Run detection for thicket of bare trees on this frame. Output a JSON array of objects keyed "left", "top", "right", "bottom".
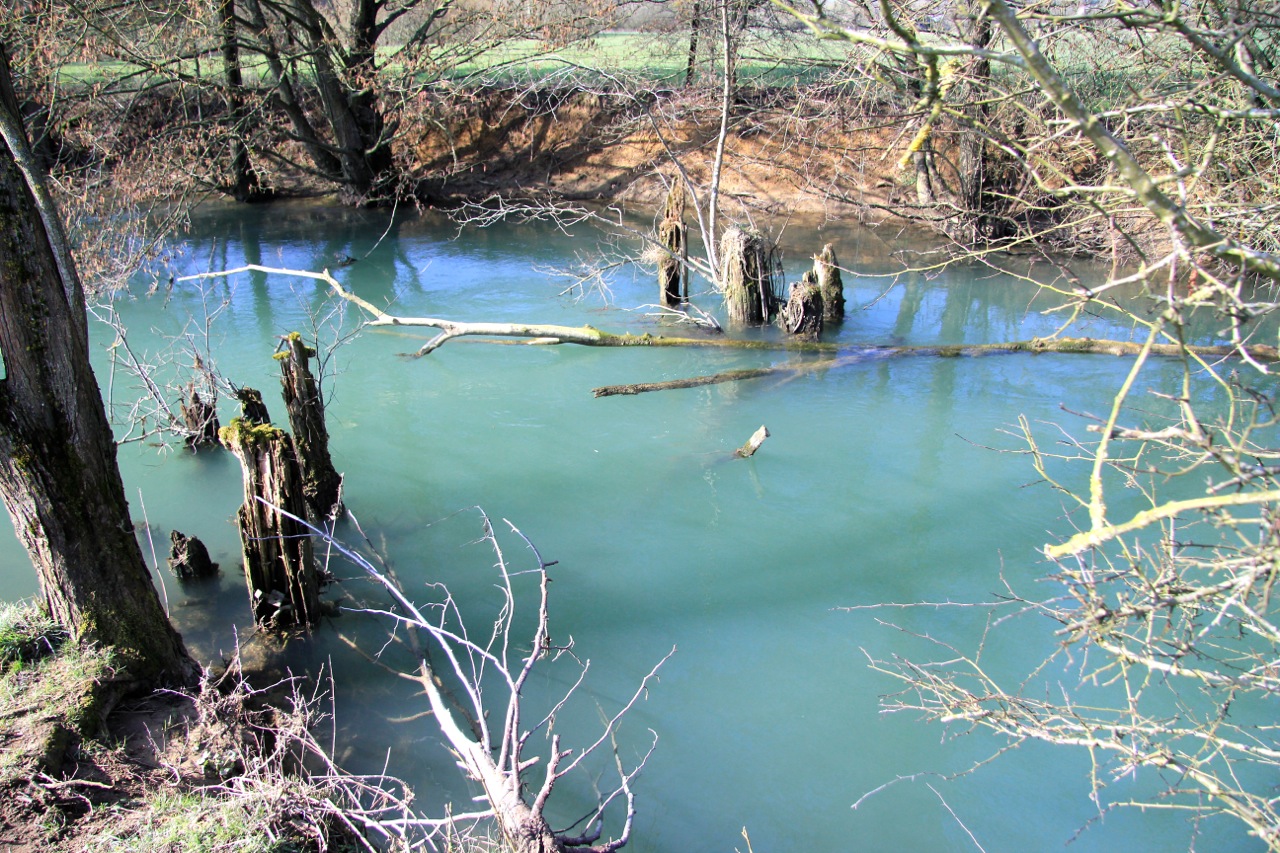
[{"left": 771, "top": 1, "right": 1280, "bottom": 847}]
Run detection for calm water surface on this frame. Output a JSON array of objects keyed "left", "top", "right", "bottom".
[{"left": 0, "top": 200, "right": 1263, "bottom": 851}]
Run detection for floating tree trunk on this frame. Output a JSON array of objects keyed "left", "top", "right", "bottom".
[
  {"left": 658, "top": 184, "right": 688, "bottom": 307},
  {"left": 234, "top": 386, "right": 271, "bottom": 424},
  {"left": 181, "top": 383, "right": 220, "bottom": 448},
  {"left": 782, "top": 274, "right": 824, "bottom": 339},
  {"left": 167, "top": 530, "right": 217, "bottom": 580},
  {"left": 278, "top": 333, "right": 343, "bottom": 521},
  {"left": 720, "top": 226, "right": 780, "bottom": 326},
  {"left": 219, "top": 418, "right": 318, "bottom": 628},
  {"left": 814, "top": 243, "right": 845, "bottom": 324}
]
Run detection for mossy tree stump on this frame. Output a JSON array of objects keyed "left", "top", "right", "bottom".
[
  {"left": 658, "top": 184, "right": 688, "bottom": 307},
  {"left": 278, "top": 333, "right": 343, "bottom": 521},
  {"left": 781, "top": 275, "right": 823, "bottom": 339},
  {"left": 720, "top": 226, "right": 780, "bottom": 326},
  {"left": 219, "top": 418, "right": 318, "bottom": 628},
  {"left": 234, "top": 386, "right": 271, "bottom": 425},
  {"left": 814, "top": 243, "right": 844, "bottom": 324}
]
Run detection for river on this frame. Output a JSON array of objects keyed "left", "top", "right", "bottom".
[{"left": 0, "top": 199, "right": 1260, "bottom": 851}]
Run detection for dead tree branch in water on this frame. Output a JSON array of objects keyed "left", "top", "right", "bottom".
[
  {"left": 177, "top": 265, "right": 1280, "bottom": 363},
  {"left": 276, "top": 503, "right": 671, "bottom": 852}
]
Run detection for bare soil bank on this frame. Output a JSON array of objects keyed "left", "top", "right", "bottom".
[{"left": 405, "top": 85, "right": 936, "bottom": 222}]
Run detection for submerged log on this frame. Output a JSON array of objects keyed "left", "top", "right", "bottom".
[
  {"left": 278, "top": 333, "right": 343, "bottom": 521},
  {"left": 781, "top": 275, "right": 824, "bottom": 339},
  {"left": 167, "top": 530, "right": 217, "bottom": 580},
  {"left": 234, "top": 386, "right": 271, "bottom": 424},
  {"left": 720, "top": 227, "right": 780, "bottom": 326},
  {"left": 219, "top": 418, "right": 319, "bottom": 628},
  {"left": 814, "top": 243, "right": 845, "bottom": 324},
  {"left": 658, "top": 184, "right": 688, "bottom": 307},
  {"left": 594, "top": 367, "right": 782, "bottom": 397},
  {"left": 180, "top": 384, "right": 220, "bottom": 448}
]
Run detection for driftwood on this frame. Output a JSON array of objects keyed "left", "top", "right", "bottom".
[
  {"left": 177, "top": 266, "right": 1280, "bottom": 364},
  {"left": 167, "top": 530, "right": 217, "bottom": 580},
  {"left": 234, "top": 386, "right": 271, "bottom": 424},
  {"left": 181, "top": 383, "right": 220, "bottom": 448},
  {"left": 278, "top": 333, "right": 343, "bottom": 521},
  {"left": 219, "top": 418, "right": 319, "bottom": 628},
  {"left": 735, "top": 425, "right": 770, "bottom": 458},
  {"left": 814, "top": 243, "right": 845, "bottom": 324}
]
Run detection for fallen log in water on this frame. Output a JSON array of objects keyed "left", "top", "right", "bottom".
[{"left": 178, "top": 265, "right": 1280, "bottom": 364}]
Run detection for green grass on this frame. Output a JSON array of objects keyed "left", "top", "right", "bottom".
[
  {"left": 53, "top": 30, "right": 858, "bottom": 93},
  {"left": 0, "top": 624, "right": 111, "bottom": 734},
  {"left": 91, "top": 790, "right": 319, "bottom": 853},
  {"left": 0, "top": 600, "right": 64, "bottom": 673}
]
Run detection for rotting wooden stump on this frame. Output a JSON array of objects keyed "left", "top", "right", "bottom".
[
  {"left": 658, "top": 183, "right": 688, "bottom": 307},
  {"left": 814, "top": 243, "right": 844, "bottom": 324},
  {"left": 721, "top": 226, "right": 780, "bottom": 326},
  {"left": 234, "top": 386, "right": 271, "bottom": 425},
  {"left": 278, "top": 333, "right": 343, "bottom": 521},
  {"left": 180, "top": 383, "right": 220, "bottom": 448},
  {"left": 219, "top": 418, "right": 319, "bottom": 628},
  {"left": 167, "top": 530, "right": 217, "bottom": 580},
  {"left": 782, "top": 274, "right": 824, "bottom": 339}
]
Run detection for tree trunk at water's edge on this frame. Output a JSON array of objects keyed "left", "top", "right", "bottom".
[{"left": 0, "top": 44, "right": 193, "bottom": 685}]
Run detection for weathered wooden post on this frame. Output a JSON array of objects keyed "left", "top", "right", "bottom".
[
  {"left": 720, "top": 226, "right": 779, "bottom": 326},
  {"left": 781, "top": 274, "right": 823, "bottom": 339},
  {"left": 180, "top": 383, "right": 220, "bottom": 448},
  {"left": 220, "top": 418, "right": 319, "bottom": 628},
  {"left": 814, "top": 243, "right": 845, "bottom": 324},
  {"left": 234, "top": 386, "right": 271, "bottom": 424},
  {"left": 278, "top": 333, "right": 343, "bottom": 521},
  {"left": 658, "top": 184, "right": 688, "bottom": 307}
]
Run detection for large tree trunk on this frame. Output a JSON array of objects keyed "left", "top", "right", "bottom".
[
  {"left": 0, "top": 45, "right": 193, "bottom": 685},
  {"left": 217, "top": 0, "right": 267, "bottom": 202}
]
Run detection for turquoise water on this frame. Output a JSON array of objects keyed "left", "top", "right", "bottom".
[{"left": 0, "top": 200, "right": 1264, "bottom": 851}]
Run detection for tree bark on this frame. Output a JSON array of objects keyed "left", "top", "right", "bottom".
[
  {"left": 180, "top": 383, "right": 220, "bottom": 448},
  {"left": 217, "top": 0, "right": 270, "bottom": 202},
  {"left": 278, "top": 333, "right": 343, "bottom": 521},
  {"left": 684, "top": 1, "right": 703, "bottom": 87},
  {"left": 219, "top": 418, "right": 319, "bottom": 627},
  {"left": 781, "top": 275, "right": 823, "bottom": 339},
  {"left": 658, "top": 184, "right": 688, "bottom": 307},
  {"left": 167, "top": 530, "right": 217, "bottom": 580},
  {"left": 235, "top": 386, "right": 272, "bottom": 424},
  {"left": 0, "top": 43, "right": 193, "bottom": 684},
  {"left": 814, "top": 243, "right": 844, "bottom": 324},
  {"left": 720, "top": 227, "right": 778, "bottom": 326}
]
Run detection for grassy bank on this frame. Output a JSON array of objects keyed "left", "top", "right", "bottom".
[{"left": 0, "top": 601, "right": 385, "bottom": 853}]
